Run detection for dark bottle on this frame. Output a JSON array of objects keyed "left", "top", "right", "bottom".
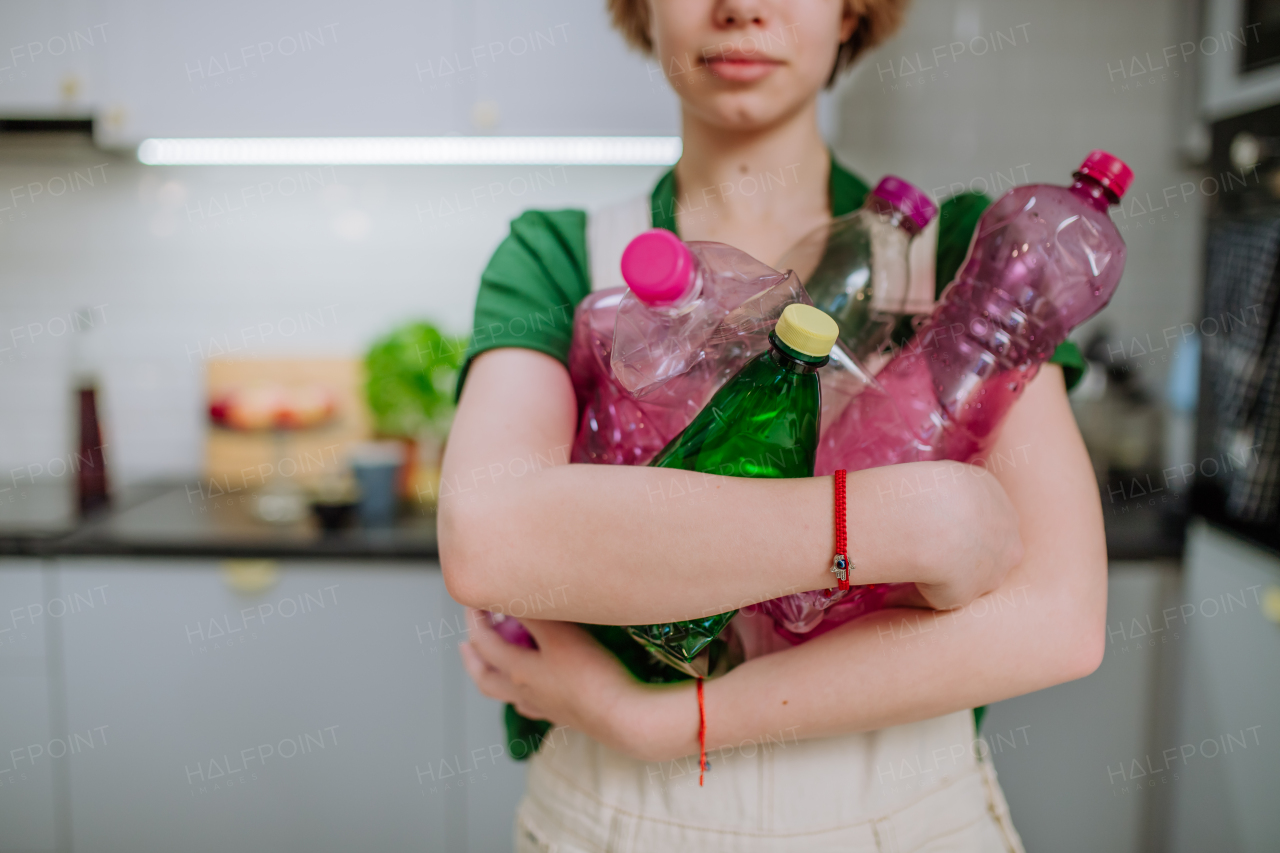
[
  {"left": 72, "top": 309, "right": 109, "bottom": 514},
  {"left": 76, "top": 385, "right": 109, "bottom": 513}
]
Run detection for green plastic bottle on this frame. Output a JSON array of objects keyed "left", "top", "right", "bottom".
[{"left": 626, "top": 303, "right": 840, "bottom": 677}]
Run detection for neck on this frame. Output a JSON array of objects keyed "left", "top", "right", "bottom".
[{"left": 673, "top": 101, "right": 832, "bottom": 246}]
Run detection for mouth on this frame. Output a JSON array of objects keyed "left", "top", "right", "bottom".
[{"left": 701, "top": 52, "right": 783, "bottom": 83}]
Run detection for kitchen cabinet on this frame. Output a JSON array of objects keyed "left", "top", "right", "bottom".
[
  {"left": 0, "top": 558, "right": 61, "bottom": 853},
  {"left": 90, "top": 0, "right": 677, "bottom": 147},
  {"left": 1166, "top": 521, "right": 1280, "bottom": 853},
  {"left": 0, "top": 2, "right": 107, "bottom": 117},
  {"left": 983, "top": 562, "right": 1183, "bottom": 853},
  {"left": 460, "top": 0, "right": 677, "bottom": 136},
  {"left": 38, "top": 557, "right": 521, "bottom": 853}
]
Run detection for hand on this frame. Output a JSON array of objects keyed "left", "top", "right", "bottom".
[
  {"left": 459, "top": 609, "right": 697, "bottom": 762},
  {"left": 909, "top": 461, "right": 1024, "bottom": 611}
]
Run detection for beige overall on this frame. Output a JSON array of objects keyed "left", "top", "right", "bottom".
[{"left": 514, "top": 707, "right": 1024, "bottom": 852}]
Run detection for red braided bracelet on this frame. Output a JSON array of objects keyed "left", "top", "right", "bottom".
[
  {"left": 833, "top": 469, "right": 850, "bottom": 591},
  {"left": 693, "top": 472, "right": 846, "bottom": 787},
  {"left": 696, "top": 677, "right": 707, "bottom": 786}
]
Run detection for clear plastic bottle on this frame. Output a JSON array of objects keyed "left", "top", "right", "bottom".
[
  {"left": 785, "top": 176, "right": 938, "bottom": 365},
  {"left": 764, "top": 150, "right": 1134, "bottom": 635}
]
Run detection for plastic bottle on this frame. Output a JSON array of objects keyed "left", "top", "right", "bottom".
[
  {"left": 761, "top": 150, "right": 1134, "bottom": 634},
  {"left": 574, "top": 230, "right": 897, "bottom": 467},
  {"left": 624, "top": 304, "right": 840, "bottom": 677},
  {"left": 572, "top": 232, "right": 810, "bottom": 466},
  {"left": 569, "top": 286, "right": 705, "bottom": 466},
  {"left": 785, "top": 176, "right": 939, "bottom": 365},
  {"left": 486, "top": 611, "right": 536, "bottom": 648},
  {"left": 610, "top": 230, "right": 808, "bottom": 399}
]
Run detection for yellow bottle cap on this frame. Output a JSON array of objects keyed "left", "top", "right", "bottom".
[{"left": 774, "top": 303, "right": 839, "bottom": 359}]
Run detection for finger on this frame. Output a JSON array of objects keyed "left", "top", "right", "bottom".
[{"left": 460, "top": 642, "right": 521, "bottom": 704}]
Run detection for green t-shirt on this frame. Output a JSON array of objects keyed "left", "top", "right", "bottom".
[
  {"left": 461, "top": 157, "right": 1083, "bottom": 755},
  {"left": 459, "top": 157, "right": 1085, "bottom": 391}
]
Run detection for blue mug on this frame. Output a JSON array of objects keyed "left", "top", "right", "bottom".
[{"left": 349, "top": 442, "right": 404, "bottom": 527}]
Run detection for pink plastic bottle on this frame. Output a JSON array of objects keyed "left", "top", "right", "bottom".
[
  {"left": 486, "top": 611, "right": 537, "bottom": 648},
  {"left": 572, "top": 231, "right": 809, "bottom": 466},
  {"left": 762, "top": 150, "right": 1134, "bottom": 635}
]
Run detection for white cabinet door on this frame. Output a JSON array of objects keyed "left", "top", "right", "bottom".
[
  {"left": 0, "top": 1, "right": 108, "bottom": 116},
  {"left": 53, "top": 557, "right": 466, "bottom": 852},
  {"left": 984, "top": 562, "right": 1183, "bottom": 853},
  {"left": 94, "top": 0, "right": 456, "bottom": 145},
  {"left": 93, "top": 0, "right": 677, "bottom": 146},
  {"left": 461, "top": 0, "right": 677, "bottom": 136},
  {"left": 1168, "top": 522, "right": 1280, "bottom": 853},
  {"left": 0, "top": 558, "right": 61, "bottom": 853},
  {"left": 433, "top": 590, "right": 528, "bottom": 851}
]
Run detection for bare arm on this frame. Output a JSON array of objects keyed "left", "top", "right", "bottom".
[
  {"left": 439, "top": 348, "right": 1023, "bottom": 623},
  {"left": 658, "top": 364, "right": 1108, "bottom": 754},
  {"left": 462, "top": 363, "right": 1108, "bottom": 760}
]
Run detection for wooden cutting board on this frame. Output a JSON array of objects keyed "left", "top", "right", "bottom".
[{"left": 201, "top": 358, "right": 372, "bottom": 497}]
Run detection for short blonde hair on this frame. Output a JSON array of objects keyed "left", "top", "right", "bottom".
[{"left": 607, "top": 0, "right": 910, "bottom": 86}]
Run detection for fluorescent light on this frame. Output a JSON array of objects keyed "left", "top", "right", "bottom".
[{"left": 137, "top": 136, "right": 682, "bottom": 166}]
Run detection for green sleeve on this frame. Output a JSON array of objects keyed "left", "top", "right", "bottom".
[
  {"left": 936, "top": 192, "right": 1086, "bottom": 392},
  {"left": 455, "top": 209, "right": 591, "bottom": 399},
  {"left": 935, "top": 191, "right": 989, "bottom": 294}
]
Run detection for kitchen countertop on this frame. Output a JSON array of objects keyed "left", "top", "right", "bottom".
[
  {"left": 0, "top": 481, "right": 437, "bottom": 560},
  {"left": 0, "top": 479, "right": 1182, "bottom": 564}
]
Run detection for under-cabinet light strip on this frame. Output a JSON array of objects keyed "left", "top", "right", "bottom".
[{"left": 137, "top": 136, "right": 682, "bottom": 166}]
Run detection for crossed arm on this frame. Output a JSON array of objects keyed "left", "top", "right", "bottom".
[{"left": 440, "top": 347, "right": 1107, "bottom": 761}]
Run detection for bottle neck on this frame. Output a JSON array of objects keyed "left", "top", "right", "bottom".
[
  {"left": 868, "top": 196, "right": 924, "bottom": 236},
  {"left": 768, "top": 333, "right": 829, "bottom": 374},
  {"left": 636, "top": 265, "right": 701, "bottom": 310},
  {"left": 1069, "top": 173, "right": 1119, "bottom": 212}
]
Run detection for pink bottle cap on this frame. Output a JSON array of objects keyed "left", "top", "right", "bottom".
[
  {"left": 620, "top": 229, "right": 696, "bottom": 306},
  {"left": 1074, "top": 150, "right": 1133, "bottom": 199},
  {"left": 871, "top": 176, "right": 938, "bottom": 231}
]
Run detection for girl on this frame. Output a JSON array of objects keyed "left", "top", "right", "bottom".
[{"left": 441, "top": 1, "right": 1106, "bottom": 850}]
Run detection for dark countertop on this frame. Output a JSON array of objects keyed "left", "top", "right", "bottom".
[
  {"left": 0, "top": 482, "right": 437, "bottom": 560},
  {"left": 0, "top": 478, "right": 1181, "bottom": 564}
]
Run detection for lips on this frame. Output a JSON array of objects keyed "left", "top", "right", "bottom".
[{"left": 702, "top": 52, "right": 783, "bottom": 82}]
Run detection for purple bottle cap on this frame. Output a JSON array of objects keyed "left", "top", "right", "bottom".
[
  {"left": 1074, "top": 150, "right": 1133, "bottom": 200},
  {"left": 620, "top": 229, "right": 696, "bottom": 306},
  {"left": 871, "top": 176, "right": 938, "bottom": 231}
]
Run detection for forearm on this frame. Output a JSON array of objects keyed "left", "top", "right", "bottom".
[
  {"left": 679, "top": 563, "right": 1099, "bottom": 757},
  {"left": 444, "top": 459, "right": 980, "bottom": 623},
  {"left": 632, "top": 365, "right": 1107, "bottom": 760},
  {"left": 442, "top": 349, "right": 1016, "bottom": 623}
]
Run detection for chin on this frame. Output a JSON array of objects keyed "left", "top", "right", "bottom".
[{"left": 693, "top": 91, "right": 811, "bottom": 132}]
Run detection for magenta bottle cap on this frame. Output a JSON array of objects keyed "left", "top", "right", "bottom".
[
  {"left": 1074, "top": 150, "right": 1133, "bottom": 199},
  {"left": 871, "top": 175, "right": 938, "bottom": 231},
  {"left": 620, "top": 229, "right": 696, "bottom": 306}
]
